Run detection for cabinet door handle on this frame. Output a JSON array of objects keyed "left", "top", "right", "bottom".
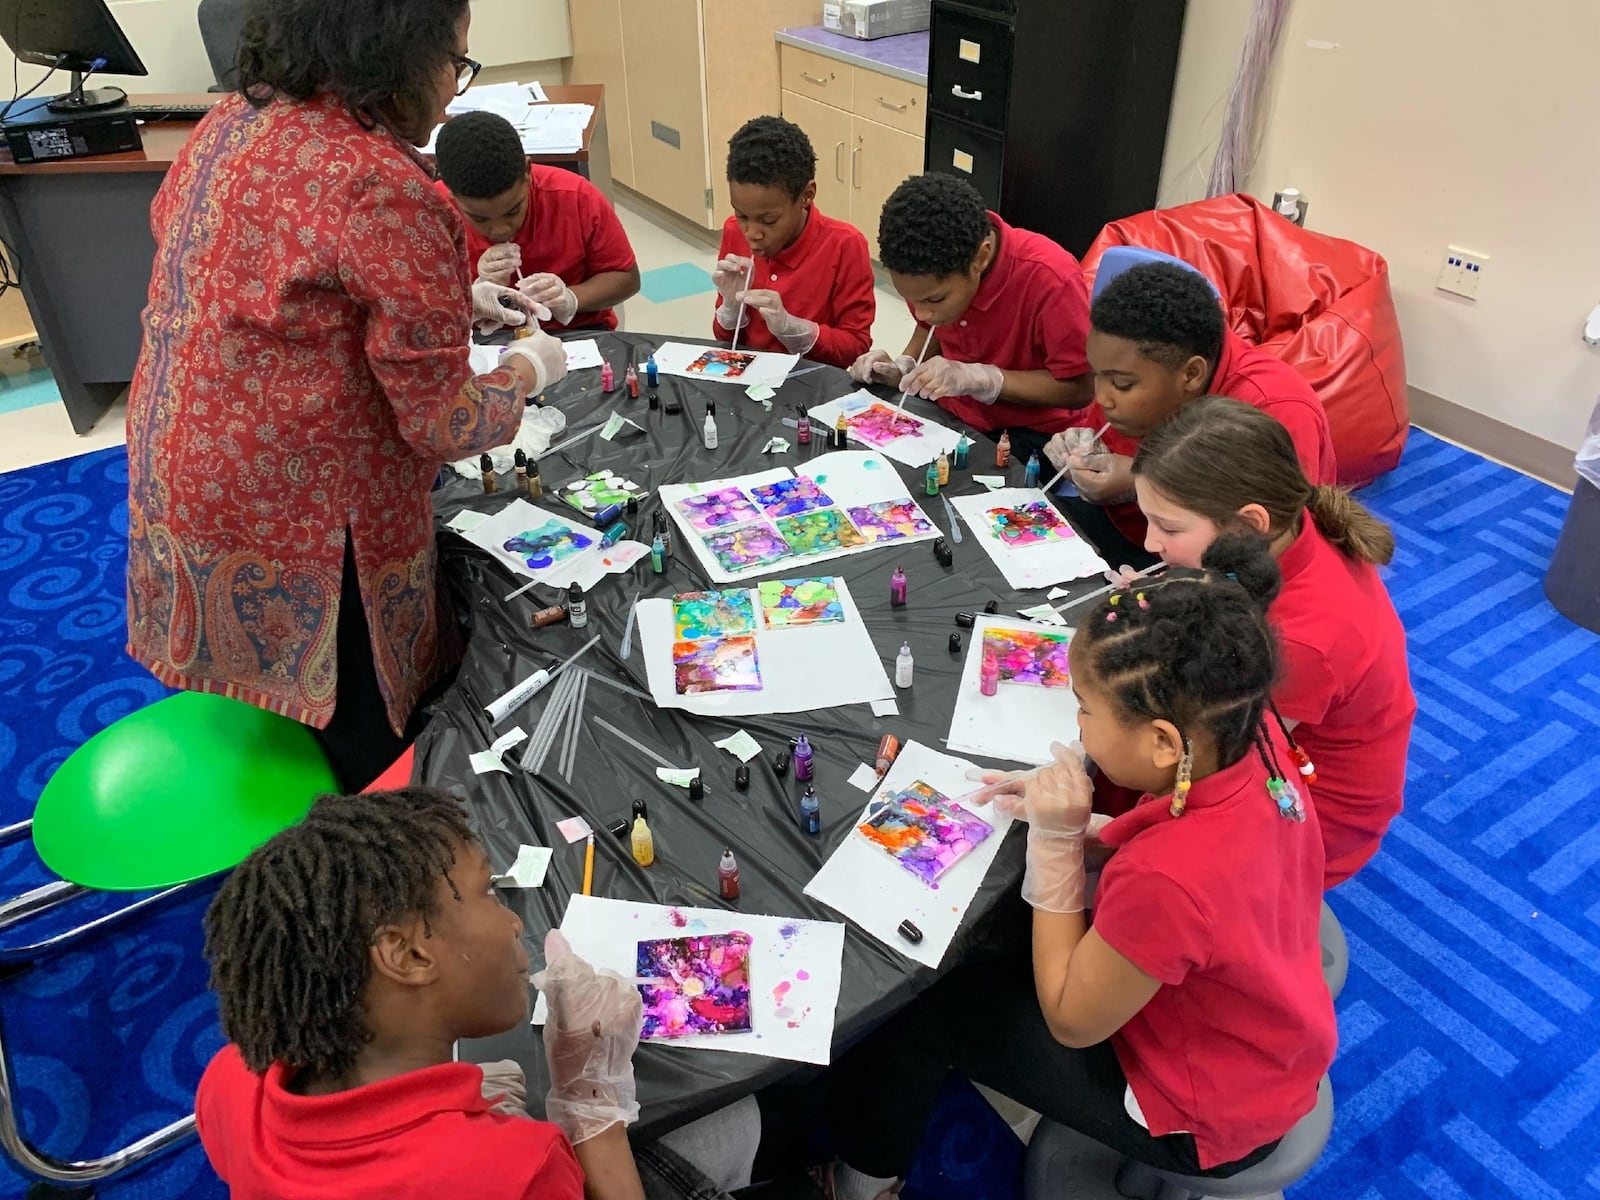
[
  {"left": 951, "top": 85, "right": 984, "bottom": 102},
  {"left": 875, "top": 96, "right": 909, "bottom": 112},
  {"left": 802, "top": 71, "right": 830, "bottom": 86},
  {"left": 834, "top": 141, "right": 845, "bottom": 182},
  {"left": 851, "top": 145, "right": 861, "bottom": 190}
]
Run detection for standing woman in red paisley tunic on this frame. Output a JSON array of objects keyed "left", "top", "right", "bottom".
[{"left": 126, "top": 0, "right": 566, "bottom": 788}]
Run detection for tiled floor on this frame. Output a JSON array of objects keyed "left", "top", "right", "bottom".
[{"left": 0, "top": 192, "right": 916, "bottom": 476}]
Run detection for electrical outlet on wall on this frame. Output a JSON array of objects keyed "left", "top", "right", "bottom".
[{"left": 1438, "top": 246, "right": 1488, "bottom": 300}]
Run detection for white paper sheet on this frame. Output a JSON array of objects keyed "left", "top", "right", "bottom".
[
  {"left": 637, "top": 577, "right": 894, "bottom": 716},
  {"left": 948, "top": 487, "right": 1107, "bottom": 590},
  {"left": 804, "top": 741, "right": 1016, "bottom": 969},
  {"left": 650, "top": 341, "right": 799, "bottom": 390},
  {"left": 659, "top": 452, "right": 939, "bottom": 584},
  {"left": 519, "top": 104, "right": 594, "bottom": 154},
  {"left": 446, "top": 81, "right": 534, "bottom": 123},
  {"left": 458, "top": 499, "right": 632, "bottom": 591},
  {"left": 562, "top": 339, "right": 604, "bottom": 370},
  {"left": 805, "top": 389, "right": 964, "bottom": 467},
  {"left": 496, "top": 844, "right": 552, "bottom": 888},
  {"left": 946, "top": 616, "right": 1081, "bottom": 766},
  {"left": 527, "top": 81, "right": 549, "bottom": 102},
  {"left": 532, "top": 896, "right": 847, "bottom": 1066}
]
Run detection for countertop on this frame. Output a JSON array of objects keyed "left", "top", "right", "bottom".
[{"left": 776, "top": 25, "right": 929, "bottom": 86}]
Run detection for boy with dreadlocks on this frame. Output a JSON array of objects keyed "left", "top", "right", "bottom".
[
  {"left": 198, "top": 788, "right": 754, "bottom": 1199},
  {"left": 813, "top": 535, "right": 1335, "bottom": 1200}
]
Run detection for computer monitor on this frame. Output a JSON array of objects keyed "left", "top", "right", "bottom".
[{"left": 0, "top": 0, "right": 148, "bottom": 114}]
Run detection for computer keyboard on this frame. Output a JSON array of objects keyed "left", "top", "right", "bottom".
[{"left": 125, "top": 103, "right": 217, "bottom": 121}]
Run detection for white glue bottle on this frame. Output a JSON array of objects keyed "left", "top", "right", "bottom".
[
  {"left": 895, "top": 641, "right": 914, "bottom": 689},
  {"left": 703, "top": 399, "right": 719, "bottom": 449}
]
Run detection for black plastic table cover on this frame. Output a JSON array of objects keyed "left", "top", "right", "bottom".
[{"left": 417, "top": 331, "right": 1118, "bottom": 1136}]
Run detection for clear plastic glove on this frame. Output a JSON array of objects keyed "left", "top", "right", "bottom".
[
  {"left": 900, "top": 356, "right": 1004, "bottom": 405},
  {"left": 1071, "top": 452, "right": 1135, "bottom": 505},
  {"left": 478, "top": 243, "right": 523, "bottom": 287},
  {"left": 848, "top": 349, "right": 917, "bottom": 388},
  {"left": 531, "top": 929, "right": 641, "bottom": 1145},
  {"left": 480, "top": 1058, "right": 530, "bottom": 1118},
  {"left": 713, "top": 253, "right": 754, "bottom": 307},
  {"left": 500, "top": 329, "right": 569, "bottom": 395},
  {"left": 519, "top": 272, "right": 579, "bottom": 326},
  {"left": 969, "top": 741, "right": 1093, "bottom": 912},
  {"left": 739, "top": 288, "right": 819, "bottom": 356},
  {"left": 472, "top": 279, "right": 540, "bottom": 329},
  {"left": 1043, "top": 426, "right": 1109, "bottom": 474},
  {"left": 1103, "top": 563, "right": 1142, "bottom": 589}
]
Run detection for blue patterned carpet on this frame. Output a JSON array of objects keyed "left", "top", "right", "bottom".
[{"left": 0, "top": 431, "right": 1596, "bottom": 1199}]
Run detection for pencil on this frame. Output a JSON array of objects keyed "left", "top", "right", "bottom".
[{"left": 581, "top": 833, "right": 595, "bottom": 896}]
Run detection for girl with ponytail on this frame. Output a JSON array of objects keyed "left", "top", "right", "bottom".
[{"left": 1132, "top": 395, "right": 1415, "bottom": 887}]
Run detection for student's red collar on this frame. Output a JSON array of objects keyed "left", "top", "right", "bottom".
[
  {"left": 1099, "top": 747, "right": 1263, "bottom": 846},
  {"left": 262, "top": 1059, "right": 491, "bottom": 1146},
  {"left": 964, "top": 211, "right": 1015, "bottom": 315},
  {"left": 1275, "top": 511, "right": 1319, "bottom": 585},
  {"left": 1203, "top": 327, "right": 1245, "bottom": 392}
]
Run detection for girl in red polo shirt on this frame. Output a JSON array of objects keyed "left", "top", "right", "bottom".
[
  {"left": 711, "top": 116, "right": 875, "bottom": 369},
  {"left": 1133, "top": 395, "right": 1414, "bottom": 887},
  {"left": 819, "top": 536, "right": 1334, "bottom": 1200}
]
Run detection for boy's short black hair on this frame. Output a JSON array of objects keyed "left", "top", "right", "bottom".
[
  {"left": 435, "top": 111, "right": 529, "bottom": 200},
  {"left": 1090, "top": 261, "right": 1225, "bottom": 371},
  {"left": 877, "top": 173, "right": 991, "bottom": 277},
  {"left": 726, "top": 116, "right": 817, "bottom": 200},
  {"left": 203, "top": 788, "right": 476, "bottom": 1080}
]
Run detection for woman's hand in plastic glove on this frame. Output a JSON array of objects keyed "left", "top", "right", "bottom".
[
  {"left": 471, "top": 279, "right": 540, "bottom": 329},
  {"left": 530, "top": 930, "right": 641, "bottom": 1145},
  {"left": 477, "top": 242, "right": 523, "bottom": 287},
  {"left": 500, "top": 329, "right": 569, "bottom": 395}
]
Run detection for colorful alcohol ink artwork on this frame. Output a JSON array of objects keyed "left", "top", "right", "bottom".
[
  {"left": 856, "top": 781, "right": 994, "bottom": 885},
  {"left": 677, "top": 487, "right": 763, "bottom": 532},
  {"left": 684, "top": 349, "right": 759, "bottom": 379},
  {"left": 980, "top": 628, "right": 1073, "bottom": 688},
  {"left": 757, "top": 578, "right": 845, "bottom": 628},
  {"left": 502, "top": 520, "right": 594, "bottom": 570},
  {"left": 700, "top": 523, "right": 792, "bottom": 573},
  {"left": 842, "top": 402, "right": 924, "bottom": 450},
  {"left": 672, "top": 636, "right": 763, "bottom": 694},
  {"left": 563, "top": 472, "right": 644, "bottom": 514},
  {"left": 984, "top": 500, "right": 1076, "bottom": 547},
  {"left": 636, "top": 932, "right": 753, "bottom": 1040},
  {"left": 750, "top": 476, "right": 835, "bottom": 518},
  {"left": 775, "top": 509, "right": 866, "bottom": 556},
  {"left": 673, "top": 590, "right": 758, "bottom": 640},
  {"left": 845, "top": 499, "right": 936, "bottom": 544}
]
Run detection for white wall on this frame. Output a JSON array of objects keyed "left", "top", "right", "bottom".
[{"left": 1162, "top": 0, "right": 1600, "bottom": 453}]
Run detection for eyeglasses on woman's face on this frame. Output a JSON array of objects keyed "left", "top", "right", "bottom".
[{"left": 452, "top": 55, "right": 482, "bottom": 96}]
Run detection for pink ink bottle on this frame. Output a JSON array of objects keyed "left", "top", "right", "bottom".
[
  {"left": 601, "top": 361, "right": 615, "bottom": 392},
  {"left": 980, "top": 650, "right": 999, "bottom": 696},
  {"left": 890, "top": 565, "right": 908, "bottom": 607}
]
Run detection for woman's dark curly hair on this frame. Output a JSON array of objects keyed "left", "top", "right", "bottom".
[{"left": 236, "top": 0, "right": 467, "bottom": 139}]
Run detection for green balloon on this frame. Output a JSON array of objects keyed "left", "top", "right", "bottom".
[{"left": 34, "top": 692, "right": 338, "bottom": 890}]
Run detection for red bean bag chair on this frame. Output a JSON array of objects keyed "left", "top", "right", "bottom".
[{"left": 1083, "top": 194, "right": 1408, "bottom": 486}]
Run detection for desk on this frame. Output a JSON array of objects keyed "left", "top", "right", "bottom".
[
  {"left": 419, "top": 332, "right": 1128, "bottom": 1136},
  {"left": 0, "top": 86, "right": 609, "bottom": 436}
]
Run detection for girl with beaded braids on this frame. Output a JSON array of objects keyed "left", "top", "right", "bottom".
[{"left": 816, "top": 534, "right": 1333, "bottom": 1200}]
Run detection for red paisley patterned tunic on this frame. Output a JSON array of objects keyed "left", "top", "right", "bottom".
[{"left": 127, "top": 92, "right": 525, "bottom": 734}]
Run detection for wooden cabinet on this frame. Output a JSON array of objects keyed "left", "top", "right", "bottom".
[
  {"left": 780, "top": 47, "right": 926, "bottom": 264},
  {"left": 567, "top": 0, "right": 818, "bottom": 230}
]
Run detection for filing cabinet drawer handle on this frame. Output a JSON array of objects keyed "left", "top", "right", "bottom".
[
  {"left": 876, "top": 96, "right": 910, "bottom": 111},
  {"left": 834, "top": 141, "right": 845, "bottom": 182},
  {"left": 802, "top": 71, "right": 831, "bottom": 86},
  {"left": 951, "top": 85, "right": 984, "bottom": 102}
]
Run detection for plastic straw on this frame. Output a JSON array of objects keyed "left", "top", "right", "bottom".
[
  {"left": 1050, "top": 562, "right": 1166, "bottom": 614},
  {"left": 619, "top": 591, "right": 641, "bottom": 659},
  {"left": 892, "top": 325, "right": 938, "bottom": 419},
  {"left": 727, "top": 261, "right": 755, "bottom": 355},
  {"left": 941, "top": 494, "right": 963, "bottom": 544},
  {"left": 593, "top": 717, "right": 675, "bottom": 769}
]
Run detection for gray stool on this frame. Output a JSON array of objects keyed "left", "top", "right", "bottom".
[
  {"left": 1110, "top": 1076, "right": 1334, "bottom": 1200},
  {"left": 1321, "top": 900, "right": 1348, "bottom": 1001}
]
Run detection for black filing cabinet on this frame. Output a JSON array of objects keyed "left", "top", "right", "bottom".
[{"left": 925, "top": 0, "right": 1188, "bottom": 257}]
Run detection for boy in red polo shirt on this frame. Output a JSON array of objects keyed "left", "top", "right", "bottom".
[
  {"left": 849, "top": 172, "right": 1092, "bottom": 456},
  {"left": 816, "top": 537, "right": 1334, "bottom": 1199},
  {"left": 1043, "top": 261, "right": 1335, "bottom": 549},
  {"left": 711, "top": 116, "right": 875, "bottom": 368},
  {"left": 1134, "top": 397, "right": 1414, "bottom": 887},
  {"left": 436, "top": 111, "right": 639, "bottom": 333},
  {"left": 196, "top": 789, "right": 752, "bottom": 1199}
]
